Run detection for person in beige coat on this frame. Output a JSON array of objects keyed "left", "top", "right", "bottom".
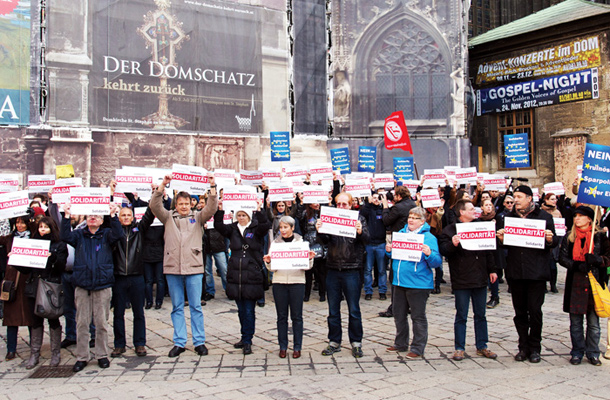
[
  {"left": 150, "top": 174, "right": 218, "bottom": 358},
  {"left": 264, "top": 216, "right": 314, "bottom": 359}
]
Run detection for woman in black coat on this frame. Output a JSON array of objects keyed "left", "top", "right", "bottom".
[
  {"left": 558, "top": 206, "right": 609, "bottom": 366},
  {"left": 214, "top": 200, "right": 270, "bottom": 355}
]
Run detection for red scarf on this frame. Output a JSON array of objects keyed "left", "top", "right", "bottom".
[{"left": 572, "top": 225, "right": 592, "bottom": 262}]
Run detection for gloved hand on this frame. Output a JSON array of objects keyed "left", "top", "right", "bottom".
[
  {"left": 575, "top": 261, "right": 588, "bottom": 273},
  {"left": 585, "top": 253, "right": 604, "bottom": 268}
]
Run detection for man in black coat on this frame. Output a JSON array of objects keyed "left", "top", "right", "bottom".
[
  {"left": 496, "top": 185, "right": 558, "bottom": 363},
  {"left": 439, "top": 199, "right": 498, "bottom": 361}
]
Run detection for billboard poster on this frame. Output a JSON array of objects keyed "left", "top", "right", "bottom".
[
  {"left": 0, "top": 0, "right": 30, "bottom": 125},
  {"left": 476, "top": 35, "right": 601, "bottom": 85},
  {"left": 477, "top": 68, "right": 599, "bottom": 116},
  {"left": 91, "top": 0, "right": 262, "bottom": 133}
]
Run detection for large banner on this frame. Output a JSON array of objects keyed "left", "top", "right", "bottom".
[
  {"left": 475, "top": 35, "right": 601, "bottom": 85},
  {"left": 91, "top": 0, "right": 262, "bottom": 133},
  {"left": 0, "top": 1, "right": 30, "bottom": 125},
  {"left": 477, "top": 68, "right": 599, "bottom": 115}
]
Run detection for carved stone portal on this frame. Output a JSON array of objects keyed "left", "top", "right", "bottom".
[{"left": 198, "top": 137, "right": 245, "bottom": 171}]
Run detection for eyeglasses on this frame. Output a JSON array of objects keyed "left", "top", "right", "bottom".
[{"left": 505, "top": 201, "right": 514, "bottom": 204}]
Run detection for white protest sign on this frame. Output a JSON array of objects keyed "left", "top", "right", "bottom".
[
  {"left": 0, "top": 174, "right": 20, "bottom": 193},
  {"left": 374, "top": 173, "right": 394, "bottom": 189},
  {"left": 283, "top": 165, "right": 307, "bottom": 183},
  {"left": 444, "top": 166, "right": 458, "bottom": 186},
  {"left": 345, "top": 172, "right": 372, "bottom": 180},
  {"left": 344, "top": 179, "right": 372, "bottom": 198},
  {"left": 222, "top": 185, "right": 258, "bottom": 216},
  {"left": 0, "top": 190, "right": 29, "bottom": 219},
  {"left": 474, "top": 207, "right": 482, "bottom": 219},
  {"left": 112, "top": 192, "right": 129, "bottom": 205},
  {"left": 553, "top": 217, "right": 566, "bottom": 236},
  {"left": 8, "top": 238, "right": 50, "bottom": 269},
  {"left": 402, "top": 179, "right": 420, "bottom": 197},
  {"left": 115, "top": 169, "right": 153, "bottom": 195},
  {"left": 213, "top": 168, "right": 236, "bottom": 190},
  {"left": 422, "top": 169, "right": 446, "bottom": 188},
  {"left": 544, "top": 182, "right": 565, "bottom": 196},
  {"left": 169, "top": 164, "right": 209, "bottom": 195},
  {"left": 318, "top": 206, "right": 359, "bottom": 238},
  {"left": 28, "top": 175, "right": 55, "bottom": 193},
  {"left": 52, "top": 178, "right": 83, "bottom": 205},
  {"left": 503, "top": 217, "right": 546, "bottom": 249},
  {"left": 456, "top": 167, "right": 478, "bottom": 185},
  {"left": 205, "top": 213, "right": 233, "bottom": 229},
  {"left": 268, "top": 182, "right": 294, "bottom": 202},
  {"left": 577, "top": 165, "right": 583, "bottom": 179},
  {"left": 134, "top": 206, "right": 162, "bottom": 227},
  {"left": 391, "top": 232, "right": 424, "bottom": 262},
  {"left": 532, "top": 187, "right": 540, "bottom": 203},
  {"left": 70, "top": 187, "right": 111, "bottom": 215},
  {"left": 456, "top": 221, "right": 497, "bottom": 250},
  {"left": 261, "top": 168, "right": 281, "bottom": 182},
  {"left": 309, "top": 163, "right": 334, "bottom": 182},
  {"left": 420, "top": 188, "right": 442, "bottom": 208},
  {"left": 302, "top": 185, "right": 328, "bottom": 204},
  {"left": 483, "top": 175, "right": 507, "bottom": 191},
  {"left": 240, "top": 170, "right": 263, "bottom": 186},
  {"left": 269, "top": 241, "right": 311, "bottom": 270}
]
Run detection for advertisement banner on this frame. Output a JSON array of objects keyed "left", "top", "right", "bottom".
[
  {"left": 393, "top": 157, "right": 414, "bottom": 183},
  {"left": 222, "top": 185, "right": 258, "bottom": 216},
  {"left": 0, "top": 190, "right": 29, "bottom": 219},
  {"left": 28, "top": 175, "right": 56, "bottom": 193},
  {"left": 391, "top": 232, "right": 424, "bottom": 262},
  {"left": 503, "top": 217, "right": 546, "bottom": 249},
  {"left": 318, "top": 206, "right": 359, "bottom": 238},
  {"left": 504, "top": 133, "right": 531, "bottom": 168},
  {"left": 270, "top": 131, "right": 290, "bottom": 162},
  {"left": 455, "top": 221, "right": 497, "bottom": 251},
  {"left": 268, "top": 241, "right": 311, "bottom": 270},
  {"left": 330, "top": 147, "right": 351, "bottom": 174},
  {"left": 578, "top": 143, "right": 610, "bottom": 208},
  {"left": 91, "top": 0, "right": 262, "bottom": 133},
  {"left": 8, "top": 238, "right": 50, "bottom": 269},
  {"left": 70, "top": 187, "right": 111, "bottom": 215},
  {"left": 475, "top": 35, "right": 602, "bottom": 85},
  {"left": 420, "top": 189, "right": 442, "bottom": 208},
  {"left": 477, "top": 68, "right": 599, "bottom": 115},
  {"left": 0, "top": 1, "right": 29, "bottom": 125},
  {"left": 358, "top": 146, "right": 376, "bottom": 173},
  {"left": 302, "top": 185, "right": 328, "bottom": 204},
  {"left": 170, "top": 164, "right": 209, "bottom": 195}
]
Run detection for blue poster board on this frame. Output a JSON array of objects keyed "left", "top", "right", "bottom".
[
  {"left": 393, "top": 157, "right": 414, "bottom": 183},
  {"left": 504, "top": 133, "right": 531, "bottom": 168},
  {"left": 270, "top": 131, "right": 290, "bottom": 162},
  {"left": 358, "top": 146, "right": 376, "bottom": 172},
  {"left": 330, "top": 147, "right": 351, "bottom": 174},
  {"left": 578, "top": 143, "right": 610, "bottom": 208}
]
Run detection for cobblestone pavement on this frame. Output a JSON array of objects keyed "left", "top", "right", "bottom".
[{"left": 1, "top": 268, "right": 610, "bottom": 399}]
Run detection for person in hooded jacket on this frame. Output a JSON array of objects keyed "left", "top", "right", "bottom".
[
  {"left": 385, "top": 207, "right": 442, "bottom": 359},
  {"left": 213, "top": 200, "right": 270, "bottom": 355}
]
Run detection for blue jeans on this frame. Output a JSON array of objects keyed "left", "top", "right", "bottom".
[
  {"left": 113, "top": 275, "right": 146, "bottom": 348},
  {"left": 570, "top": 310, "right": 601, "bottom": 359},
  {"left": 166, "top": 274, "right": 205, "bottom": 347},
  {"left": 454, "top": 287, "right": 488, "bottom": 351},
  {"left": 364, "top": 243, "right": 387, "bottom": 295},
  {"left": 143, "top": 261, "right": 165, "bottom": 306},
  {"left": 326, "top": 269, "right": 363, "bottom": 346},
  {"left": 62, "top": 272, "right": 95, "bottom": 341},
  {"left": 235, "top": 299, "right": 256, "bottom": 344},
  {"left": 272, "top": 283, "right": 305, "bottom": 351},
  {"left": 205, "top": 253, "right": 228, "bottom": 296}
]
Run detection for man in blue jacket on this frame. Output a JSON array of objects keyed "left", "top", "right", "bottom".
[{"left": 61, "top": 202, "right": 123, "bottom": 373}]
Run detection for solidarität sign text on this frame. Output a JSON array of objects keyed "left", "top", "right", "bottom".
[
  {"left": 318, "top": 206, "right": 359, "bottom": 238},
  {"left": 8, "top": 238, "right": 50, "bottom": 269},
  {"left": 456, "top": 221, "right": 496, "bottom": 250},
  {"left": 503, "top": 217, "right": 546, "bottom": 249},
  {"left": 269, "top": 241, "right": 310, "bottom": 270},
  {"left": 391, "top": 232, "right": 424, "bottom": 262}
]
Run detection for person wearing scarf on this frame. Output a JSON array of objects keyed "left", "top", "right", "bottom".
[
  {"left": 558, "top": 206, "right": 609, "bottom": 366},
  {"left": 496, "top": 185, "right": 558, "bottom": 364}
]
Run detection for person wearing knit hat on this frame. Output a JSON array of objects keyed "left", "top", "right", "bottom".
[{"left": 496, "top": 184, "right": 559, "bottom": 363}]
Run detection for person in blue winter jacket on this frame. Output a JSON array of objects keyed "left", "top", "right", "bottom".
[{"left": 385, "top": 206, "right": 442, "bottom": 359}]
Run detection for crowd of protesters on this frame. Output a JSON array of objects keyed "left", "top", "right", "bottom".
[{"left": 1, "top": 170, "right": 609, "bottom": 372}]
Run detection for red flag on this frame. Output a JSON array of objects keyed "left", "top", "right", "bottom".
[{"left": 384, "top": 111, "right": 412, "bottom": 154}]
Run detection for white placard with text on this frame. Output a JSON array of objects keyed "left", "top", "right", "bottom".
[
  {"left": 269, "top": 241, "right": 311, "bottom": 270},
  {"left": 0, "top": 190, "right": 29, "bottom": 219},
  {"left": 170, "top": 164, "right": 209, "bottom": 195},
  {"left": 318, "top": 206, "right": 359, "bottom": 238},
  {"left": 70, "top": 187, "right": 111, "bottom": 215},
  {"left": 503, "top": 217, "right": 546, "bottom": 249},
  {"left": 8, "top": 238, "right": 50, "bottom": 269},
  {"left": 391, "top": 232, "right": 425, "bottom": 262},
  {"left": 455, "top": 221, "right": 497, "bottom": 250}
]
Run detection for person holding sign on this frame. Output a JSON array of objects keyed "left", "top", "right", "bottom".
[
  {"left": 61, "top": 202, "right": 123, "bottom": 372},
  {"left": 439, "top": 200, "right": 498, "bottom": 361},
  {"left": 496, "top": 186, "right": 558, "bottom": 363},
  {"left": 385, "top": 207, "right": 442, "bottom": 359},
  {"left": 316, "top": 192, "right": 369, "bottom": 358},
  {"left": 263, "top": 216, "right": 314, "bottom": 359},
  {"left": 150, "top": 174, "right": 218, "bottom": 358},
  {"left": 541, "top": 193, "right": 563, "bottom": 294},
  {"left": 558, "top": 206, "right": 609, "bottom": 366},
  {"left": 213, "top": 199, "right": 270, "bottom": 355}
]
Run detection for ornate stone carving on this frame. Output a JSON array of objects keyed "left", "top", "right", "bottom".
[
  {"left": 198, "top": 137, "right": 245, "bottom": 171},
  {"left": 333, "top": 71, "right": 351, "bottom": 121}
]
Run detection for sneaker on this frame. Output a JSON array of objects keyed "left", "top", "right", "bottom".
[
  {"left": 364, "top": 294, "right": 372, "bottom": 300},
  {"left": 321, "top": 344, "right": 341, "bottom": 356},
  {"left": 452, "top": 350, "right": 465, "bottom": 361},
  {"left": 486, "top": 298, "right": 499, "bottom": 309},
  {"left": 476, "top": 348, "right": 497, "bottom": 359},
  {"left": 352, "top": 346, "right": 363, "bottom": 358},
  {"left": 380, "top": 293, "right": 387, "bottom": 300}
]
